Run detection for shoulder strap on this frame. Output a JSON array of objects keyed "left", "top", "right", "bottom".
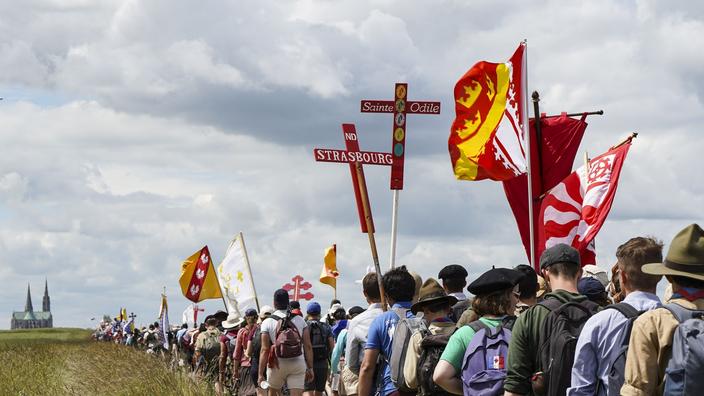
[
  {"left": 664, "top": 303, "right": 698, "bottom": 323},
  {"left": 605, "top": 302, "right": 640, "bottom": 319},
  {"left": 468, "top": 320, "right": 490, "bottom": 333},
  {"left": 538, "top": 297, "right": 563, "bottom": 311},
  {"left": 501, "top": 315, "right": 517, "bottom": 331},
  {"left": 392, "top": 307, "right": 409, "bottom": 319}
]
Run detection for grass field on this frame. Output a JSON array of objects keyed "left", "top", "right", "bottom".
[{"left": 0, "top": 328, "right": 214, "bottom": 396}]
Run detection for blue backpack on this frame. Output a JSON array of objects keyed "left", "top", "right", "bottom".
[
  {"left": 662, "top": 303, "right": 704, "bottom": 395},
  {"left": 460, "top": 317, "right": 514, "bottom": 396}
]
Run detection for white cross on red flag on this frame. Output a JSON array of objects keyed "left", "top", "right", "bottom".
[{"left": 538, "top": 139, "right": 632, "bottom": 265}]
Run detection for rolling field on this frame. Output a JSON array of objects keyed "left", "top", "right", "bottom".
[{"left": 0, "top": 328, "right": 214, "bottom": 396}]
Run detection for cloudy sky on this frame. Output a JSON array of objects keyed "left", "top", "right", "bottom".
[{"left": 1, "top": 0, "right": 702, "bottom": 328}]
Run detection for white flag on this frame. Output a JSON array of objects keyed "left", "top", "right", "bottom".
[
  {"left": 218, "top": 233, "right": 258, "bottom": 315},
  {"left": 182, "top": 304, "right": 195, "bottom": 329},
  {"left": 159, "top": 294, "right": 170, "bottom": 350}
]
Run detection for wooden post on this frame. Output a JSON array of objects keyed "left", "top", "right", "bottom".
[{"left": 354, "top": 161, "right": 387, "bottom": 311}]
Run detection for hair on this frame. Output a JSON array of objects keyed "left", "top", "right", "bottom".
[
  {"left": 330, "top": 299, "right": 341, "bottom": 307},
  {"left": 616, "top": 236, "right": 664, "bottom": 291},
  {"left": 289, "top": 301, "right": 301, "bottom": 310},
  {"left": 546, "top": 261, "right": 581, "bottom": 279},
  {"left": 333, "top": 308, "right": 346, "bottom": 320},
  {"left": 423, "top": 300, "right": 452, "bottom": 314},
  {"left": 273, "top": 288, "right": 290, "bottom": 310},
  {"left": 199, "top": 323, "right": 206, "bottom": 332},
  {"left": 181, "top": 323, "right": 188, "bottom": 329},
  {"left": 514, "top": 264, "right": 538, "bottom": 299},
  {"left": 206, "top": 317, "right": 218, "bottom": 327},
  {"left": 442, "top": 278, "right": 467, "bottom": 293},
  {"left": 153, "top": 321, "right": 160, "bottom": 328},
  {"left": 382, "top": 266, "right": 416, "bottom": 302},
  {"left": 362, "top": 272, "right": 381, "bottom": 300},
  {"left": 670, "top": 275, "right": 704, "bottom": 290},
  {"left": 148, "top": 324, "right": 155, "bottom": 330},
  {"left": 471, "top": 288, "right": 514, "bottom": 317}
]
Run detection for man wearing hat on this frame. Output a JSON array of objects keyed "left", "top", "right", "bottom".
[
  {"left": 438, "top": 264, "right": 471, "bottom": 322},
  {"left": 622, "top": 224, "right": 704, "bottom": 396},
  {"left": 505, "top": 244, "right": 596, "bottom": 396},
  {"left": 220, "top": 313, "right": 245, "bottom": 393},
  {"left": 402, "top": 278, "right": 457, "bottom": 393}
]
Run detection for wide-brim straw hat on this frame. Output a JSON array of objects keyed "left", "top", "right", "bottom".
[
  {"left": 642, "top": 224, "right": 704, "bottom": 282},
  {"left": 222, "top": 313, "right": 245, "bottom": 329},
  {"left": 411, "top": 278, "right": 458, "bottom": 314}
]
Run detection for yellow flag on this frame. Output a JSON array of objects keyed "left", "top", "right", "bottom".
[
  {"left": 121, "top": 308, "right": 127, "bottom": 322},
  {"left": 179, "top": 246, "right": 223, "bottom": 303},
  {"left": 320, "top": 244, "right": 339, "bottom": 289}
]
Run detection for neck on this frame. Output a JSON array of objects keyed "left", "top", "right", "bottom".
[
  {"left": 549, "top": 277, "right": 579, "bottom": 294},
  {"left": 623, "top": 286, "right": 657, "bottom": 296},
  {"left": 424, "top": 312, "right": 446, "bottom": 322}
]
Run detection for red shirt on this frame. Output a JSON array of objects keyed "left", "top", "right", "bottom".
[{"left": 234, "top": 325, "right": 257, "bottom": 366}]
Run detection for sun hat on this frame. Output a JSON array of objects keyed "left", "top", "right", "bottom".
[
  {"left": 642, "top": 224, "right": 704, "bottom": 282},
  {"left": 411, "top": 278, "right": 458, "bottom": 314},
  {"left": 221, "top": 313, "right": 244, "bottom": 329}
]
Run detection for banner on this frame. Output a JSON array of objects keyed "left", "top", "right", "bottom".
[
  {"left": 179, "top": 246, "right": 223, "bottom": 303},
  {"left": 217, "top": 233, "right": 258, "bottom": 314},
  {"left": 539, "top": 140, "right": 632, "bottom": 265},
  {"left": 320, "top": 244, "right": 339, "bottom": 289},
  {"left": 159, "top": 294, "right": 170, "bottom": 350}
]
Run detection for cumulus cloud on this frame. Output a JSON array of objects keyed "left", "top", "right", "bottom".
[{"left": 0, "top": 1, "right": 702, "bottom": 328}]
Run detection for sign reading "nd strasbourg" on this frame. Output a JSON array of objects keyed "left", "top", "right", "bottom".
[{"left": 314, "top": 149, "right": 392, "bottom": 165}]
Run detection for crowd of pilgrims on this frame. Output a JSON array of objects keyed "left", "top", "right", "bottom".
[{"left": 94, "top": 223, "right": 704, "bottom": 396}]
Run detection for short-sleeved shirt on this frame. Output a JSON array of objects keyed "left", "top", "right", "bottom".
[
  {"left": 261, "top": 310, "right": 308, "bottom": 361},
  {"left": 440, "top": 316, "right": 503, "bottom": 371},
  {"left": 365, "top": 302, "right": 414, "bottom": 396},
  {"left": 195, "top": 327, "right": 222, "bottom": 351}
]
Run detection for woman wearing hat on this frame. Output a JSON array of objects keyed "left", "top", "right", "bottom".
[{"left": 433, "top": 267, "right": 524, "bottom": 394}]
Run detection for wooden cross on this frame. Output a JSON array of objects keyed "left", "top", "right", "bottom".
[
  {"left": 128, "top": 312, "right": 137, "bottom": 321},
  {"left": 193, "top": 304, "right": 205, "bottom": 324},
  {"left": 313, "top": 123, "right": 392, "bottom": 233}
]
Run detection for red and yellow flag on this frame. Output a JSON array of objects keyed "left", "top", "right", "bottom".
[
  {"left": 449, "top": 42, "right": 527, "bottom": 181},
  {"left": 319, "top": 244, "right": 339, "bottom": 289},
  {"left": 179, "top": 246, "right": 223, "bottom": 303}
]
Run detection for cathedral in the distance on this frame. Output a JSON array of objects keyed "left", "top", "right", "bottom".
[{"left": 10, "top": 280, "right": 53, "bottom": 329}]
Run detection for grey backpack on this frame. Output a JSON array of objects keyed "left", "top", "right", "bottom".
[
  {"left": 662, "top": 303, "right": 704, "bottom": 395},
  {"left": 388, "top": 308, "right": 425, "bottom": 393}
]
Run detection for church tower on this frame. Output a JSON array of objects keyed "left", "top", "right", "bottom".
[
  {"left": 42, "top": 279, "right": 50, "bottom": 312},
  {"left": 25, "top": 283, "right": 33, "bottom": 312}
]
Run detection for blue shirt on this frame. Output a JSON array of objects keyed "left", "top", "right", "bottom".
[
  {"left": 365, "top": 302, "right": 413, "bottom": 396},
  {"left": 568, "top": 291, "right": 661, "bottom": 396},
  {"left": 331, "top": 328, "right": 347, "bottom": 374}
]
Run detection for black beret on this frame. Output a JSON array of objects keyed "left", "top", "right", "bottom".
[
  {"left": 540, "top": 244, "right": 580, "bottom": 270},
  {"left": 438, "top": 264, "right": 468, "bottom": 280},
  {"left": 467, "top": 268, "right": 525, "bottom": 296}
]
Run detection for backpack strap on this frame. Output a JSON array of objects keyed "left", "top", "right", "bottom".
[
  {"left": 605, "top": 302, "right": 640, "bottom": 319},
  {"left": 467, "top": 320, "right": 490, "bottom": 333},
  {"left": 501, "top": 315, "right": 517, "bottom": 331},
  {"left": 664, "top": 302, "right": 704, "bottom": 323},
  {"left": 538, "top": 297, "right": 564, "bottom": 312}
]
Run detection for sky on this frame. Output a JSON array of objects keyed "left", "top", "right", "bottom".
[{"left": 1, "top": 0, "right": 703, "bottom": 329}]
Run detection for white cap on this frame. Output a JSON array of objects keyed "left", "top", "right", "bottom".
[
  {"left": 259, "top": 305, "right": 274, "bottom": 319},
  {"left": 582, "top": 264, "right": 609, "bottom": 288}
]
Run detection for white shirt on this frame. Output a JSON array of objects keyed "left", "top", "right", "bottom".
[
  {"left": 449, "top": 291, "right": 468, "bottom": 301},
  {"left": 261, "top": 310, "right": 307, "bottom": 361}
]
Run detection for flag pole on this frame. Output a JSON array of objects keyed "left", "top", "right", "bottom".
[
  {"left": 238, "top": 232, "right": 261, "bottom": 311},
  {"left": 355, "top": 161, "right": 388, "bottom": 311},
  {"left": 522, "top": 39, "right": 536, "bottom": 270},
  {"left": 210, "top": 258, "right": 231, "bottom": 313},
  {"left": 389, "top": 190, "right": 399, "bottom": 269}
]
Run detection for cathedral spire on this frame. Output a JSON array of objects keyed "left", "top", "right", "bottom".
[
  {"left": 25, "top": 283, "right": 33, "bottom": 312},
  {"left": 42, "top": 279, "right": 50, "bottom": 312}
]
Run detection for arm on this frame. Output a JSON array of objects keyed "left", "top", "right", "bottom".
[
  {"left": 568, "top": 318, "right": 601, "bottom": 395},
  {"left": 621, "top": 313, "right": 660, "bottom": 396},
  {"left": 357, "top": 348, "right": 379, "bottom": 396},
  {"left": 233, "top": 331, "right": 244, "bottom": 379},
  {"left": 303, "top": 326, "right": 315, "bottom": 382},
  {"left": 329, "top": 335, "right": 341, "bottom": 373},
  {"left": 403, "top": 332, "right": 422, "bottom": 390},
  {"left": 219, "top": 339, "right": 228, "bottom": 383},
  {"left": 258, "top": 332, "right": 272, "bottom": 384},
  {"left": 433, "top": 360, "right": 462, "bottom": 395},
  {"left": 504, "top": 310, "right": 537, "bottom": 395}
]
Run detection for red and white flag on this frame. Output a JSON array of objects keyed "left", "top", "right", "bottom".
[{"left": 539, "top": 140, "right": 632, "bottom": 265}]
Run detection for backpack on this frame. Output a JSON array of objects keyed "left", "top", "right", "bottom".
[
  {"left": 309, "top": 320, "right": 329, "bottom": 362},
  {"left": 450, "top": 299, "right": 472, "bottom": 323},
  {"left": 535, "top": 298, "right": 599, "bottom": 396},
  {"left": 250, "top": 325, "right": 262, "bottom": 359},
  {"left": 417, "top": 330, "right": 454, "bottom": 396},
  {"left": 461, "top": 318, "right": 514, "bottom": 396},
  {"left": 662, "top": 303, "right": 704, "bottom": 396},
  {"left": 347, "top": 331, "right": 365, "bottom": 375},
  {"left": 389, "top": 308, "right": 425, "bottom": 393},
  {"left": 200, "top": 330, "right": 222, "bottom": 363},
  {"left": 603, "top": 303, "right": 642, "bottom": 395},
  {"left": 274, "top": 313, "right": 303, "bottom": 359}
]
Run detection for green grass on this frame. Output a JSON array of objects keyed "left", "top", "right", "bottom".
[{"left": 0, "top": 328, "right": 214, "bottom": 395}]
